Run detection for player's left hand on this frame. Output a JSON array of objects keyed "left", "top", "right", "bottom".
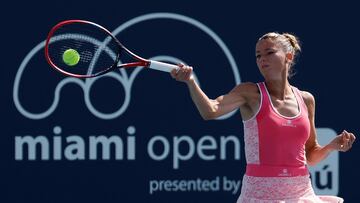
[{"left": 328, "top": 130, "right": 356, "bottom": 152}]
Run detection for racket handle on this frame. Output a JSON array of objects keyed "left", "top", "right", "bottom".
[{"left": 148, "top": 60, "right": 179, "bottom": 72}]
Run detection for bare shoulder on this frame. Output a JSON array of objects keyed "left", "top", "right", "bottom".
[
  {"left": 230, "top": 82, "right": 260, "bottom": 109},
  {"left": 299, "top": 90, "right": 315, "bottom": 108},
  {"left": 230, "top": 82, "right": 259, "bottom": 95}
]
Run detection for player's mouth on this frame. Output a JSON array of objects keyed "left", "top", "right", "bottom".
[{"left": 261, "top": 64, "right": 270, "bottom": 69}]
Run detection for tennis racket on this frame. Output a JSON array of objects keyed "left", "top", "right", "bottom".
[{"left": 45, "top": 19, "right": 179, "bottom": 78}]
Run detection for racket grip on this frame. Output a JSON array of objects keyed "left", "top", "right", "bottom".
[{"left": 148, "top": 60, "right": 179, "bottom": 72}]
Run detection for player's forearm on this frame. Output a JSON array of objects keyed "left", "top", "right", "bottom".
[
  {"left": 306, "top": 144, "right": 334, "bottom": 166},
  {"left": 186, "top": 79, "right": 218, "bottom": 120}
]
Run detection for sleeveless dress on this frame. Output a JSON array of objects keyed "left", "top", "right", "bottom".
[{"left": 236, "top": 82, "right": 343, "bottom": 203}]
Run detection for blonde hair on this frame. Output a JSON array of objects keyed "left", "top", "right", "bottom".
[{"left": 258, "top": 32, "right": 301, "bottom": 78}]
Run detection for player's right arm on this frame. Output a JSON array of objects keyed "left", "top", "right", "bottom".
[{"left": 171, "top": 64, "right": 255, "bottom": 120}]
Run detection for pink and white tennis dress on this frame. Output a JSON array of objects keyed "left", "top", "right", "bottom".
[{"left": 237, "top": 82, "right": 343, "bottom": 203}]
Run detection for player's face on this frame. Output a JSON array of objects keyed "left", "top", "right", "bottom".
[{"left": 255, "top": 39, "right": 288, "bottom": 80}]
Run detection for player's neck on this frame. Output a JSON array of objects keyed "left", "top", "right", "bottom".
[{"left": 264, "top": 79, "right": 292, "bottom": 100}]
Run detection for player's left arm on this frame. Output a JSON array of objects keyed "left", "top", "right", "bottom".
[{"left": 303, "top": 91, "right": 356, "bottom": 166}]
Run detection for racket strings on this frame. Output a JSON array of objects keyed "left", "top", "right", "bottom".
[{"left": 47, "top": 22, "right": 120, "bottom": 77}]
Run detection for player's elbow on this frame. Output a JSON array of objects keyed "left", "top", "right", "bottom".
[
  {"left": 306, "top": 159, "right": 317, "bottom": 166},
  {"left": 199, "top": 101, "right": 220, "bottom": 120},
  {"left": 306, "top": 151, "right": 317, "bottom": 166},
  {"left": 201, "top": 108, "right": 218, "bottom": 120},
  {"left": 202, "top": 115, "right": 215, "bottom": 121},
  {"left": 202, "top": 115, "right": 212, "bottom": 121},
  {"left": 305, "top": 144, "right": 323, "bottom": 166},
  {"left": 201, "top": 111, "right": 217, "bottom": 120}
]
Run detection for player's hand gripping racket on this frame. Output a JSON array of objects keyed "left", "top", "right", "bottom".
[{"left": 45, "top": 20, "right": 179, "bottom": 78}]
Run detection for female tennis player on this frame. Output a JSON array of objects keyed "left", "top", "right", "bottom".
[{"left": 171, "top": 32, "right": 356, "bottom": 202}]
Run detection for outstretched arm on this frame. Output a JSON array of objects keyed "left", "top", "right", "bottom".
[
  {"left": 303, "top": 91, "right": 356, "bottom": 166},
  {"left": 170, "top": 64, "right": 252, "bottom": 120}
]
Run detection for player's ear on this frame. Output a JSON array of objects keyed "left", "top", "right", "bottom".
[{"left": 286, "top": 53, "right": 294, "bottom": 62}]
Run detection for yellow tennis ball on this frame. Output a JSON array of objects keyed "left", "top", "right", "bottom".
[{"left": 62, "top": 49, "right": 80, "bottom": 66}]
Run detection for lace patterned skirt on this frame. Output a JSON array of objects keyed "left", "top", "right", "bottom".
[{"left": 236, "top": 175, "right": 343, "bottom": 203}]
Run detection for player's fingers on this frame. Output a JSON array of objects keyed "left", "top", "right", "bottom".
[
  {"left": 175, "top": 63, "right": 185, "bottom": 74},
  {"left": 341, "top": 135, "right": 347, "bottom": 144},
  {"left": 184, "top": 70, "right": 192, "bottom": 79},
  {"left": 350, "top": 133, "right": 356, "bottom": 142},
  {"left": 344, "top": 130, "right": 351, "bottom": 139},
  {"left": 341, "top": 131, "right": 354, "bottom": 151},
  {"left": 177, "top": 69, "right": 187, "bottom": 79},
  {"left": 170, "top": 69, "right": 177, "bottom": 77},
  {"left": 338, "top": 132, "right": 346, "bottom": 150},
  {"left": 172, "top": 64, "right": 193, "bottom": 82},
  {"left": 177, "top": 63, "right": 185, "bottom": 67},
  {"left": 182, "top": 65, "right": 192, "bottom": 74},
  {"left": 348, "top": 133, "right": 355, "bottom": 147},
  {"left": 179, "top": 63, "right": 191, "bottom": 72}
]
